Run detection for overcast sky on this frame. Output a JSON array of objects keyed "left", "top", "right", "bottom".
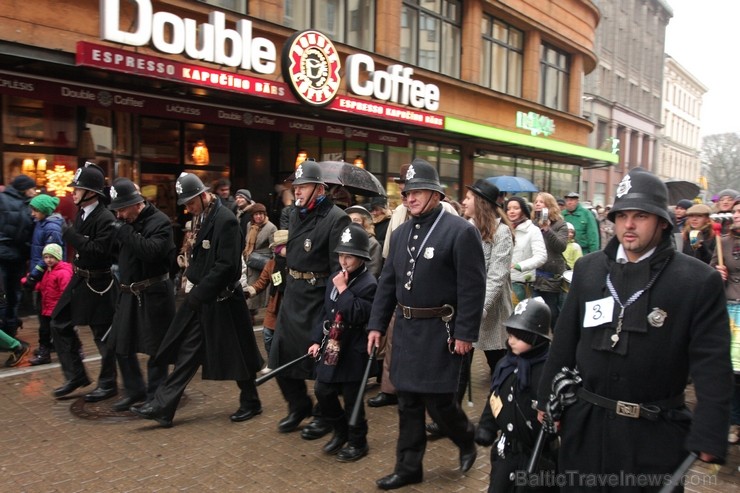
[{"left": 664, "top": 0, "right": 739, "bottom": 137}]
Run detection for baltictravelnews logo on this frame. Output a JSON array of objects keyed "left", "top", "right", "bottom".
[{"left": 281, "top": 30, "right": 341, "bottom": 107}]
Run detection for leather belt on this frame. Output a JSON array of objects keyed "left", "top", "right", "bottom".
[
  {"left": 288, "top": 268, "right": 329, "bottom": 286},
  {"left": 74, "top": 267, "right": 112, "bottom": 279},
  {"left": 120, "top": 273, "right": 169, "bottom": 294},
  {"left": 216, "top": 281, "right": 241, "bottom": 302},
  {"left": 577, "top": 388, "right": 684, "bottom": 421},
  {"left": 397, "top": 303, "right": 455, "bottom": 321}
]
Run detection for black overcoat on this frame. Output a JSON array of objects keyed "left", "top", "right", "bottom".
[
  {"left": 538, "top": 235, "right": 732, "bottom": 490},
  {"left": 109, "top": 203, "right": 175, "bottom": 356},
  {"left": 368, "top": 205, "right": 486, "bottom": 393},
  {"left": 156, "top": 198, "right": 263, "bottom": 380},
  {"left": 311, "top": 267, "right": 377, "bottom": 383},
  {"left": 52, "top": 202, "right": 118, "bottom": 326},
  {"left": 269, "top": 197, "right": 351, "bottom": 379}
]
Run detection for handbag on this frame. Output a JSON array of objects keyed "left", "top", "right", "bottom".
[{"left": 247, "top": 251, "right": 271, "bottom": 271}]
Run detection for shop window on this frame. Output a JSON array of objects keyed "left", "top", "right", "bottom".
[
  {"left": 86, "top": 107, "right": 113, "bottom": 156},
  {"left": 115, "top": 112, "right": 133, "bottom": 156},
  {"left": 283, "top": 0, "right": 374, "bottom": 51},
  {"left": 473, "top": 153, "right": 516, "bottom": 181},
  {"left": 141, "top": 118, "right": 180, "bottom": 164},
  {"left": 540, "top": 44, "right": 570, "bottom": 111},
  {"left": 185, "top": 122, "right": 230, "bottom": 166},
  {"left": 199, "top": 0, "right": 246, "bottom": 14},
  {"left": 481, "top": 16, "right": 523, "bottom": 97},
  {"left": 3, "top": 96, "right": 76, "bottom": 149},
  {"left": 401, "top": 0, "right": 461, "bottom": 78},
  {"left": 3, "top": 152, "right": 77, "bottom": 196}
]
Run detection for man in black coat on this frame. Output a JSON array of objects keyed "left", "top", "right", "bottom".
[
  {"left": 268, "top": 160, "right": 350, "bottom": 437},
  {"left": 539, "top": 167, "right": 732, "bottom": 492},
  {"left": 0, "top": 174, "right": 36, "bottom": 338},
  {"left": 107, "top": 178, "right": 175, "bottom": 412},
  {"left": 131, "top": 173, "right": 263, "bottom": 427},
  {"left": 51, "top": 163, "right": 119, "bottom": 401},
  {"left": 367, "top": 159, "right": 486, "bottom": 490}
]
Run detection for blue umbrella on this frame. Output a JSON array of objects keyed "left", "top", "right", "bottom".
[{"left": 485, "top": 175, "right": 538, "bottom": 193}]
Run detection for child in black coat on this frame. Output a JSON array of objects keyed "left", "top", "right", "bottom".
[
  {"left": 488, "top": 298, "right": 557, "bottom": 492},
  {"left": 308, "top": 223, "right": 377, "bottom": 462}
]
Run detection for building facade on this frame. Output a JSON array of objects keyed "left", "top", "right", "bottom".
[
  {"left": 1, "top": 0, "right": 614, "bottom": 222},
  {"left": 658, "top": 54, "right": 706, "bottom": 185},
  {"left": 582, "top": 0, "right": 672, "bottom": 207}
]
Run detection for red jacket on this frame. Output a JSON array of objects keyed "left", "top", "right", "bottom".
[{"left": 35, "top": 261, "right": 73, "bottom": 316}]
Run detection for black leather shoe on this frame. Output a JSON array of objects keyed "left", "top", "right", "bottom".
[
  {"left": 376, "top": 472, "right": 423, "bottom": 490},
  {"left": 301, "top": 419, "right": 332, "bottom": 440},
  {"left": 277, "top": 407, "right": 311, "bottom": 433},
  {"left": 425, "top": 421, "right": 445, "bottom": 440},
  {"left": 230, "top": 407, "right": 262, "bottom": 422},
  {"left": 336, "top": 443, "right": 369, "bottom": 462},
  {"left": 322, "top": 432, "right": 348, "bottom": 455},
  {"left": 111, "top": 394, "right": 146, "bottom": 412},
  {"left": 130, "top": 403, "right": 173, "bottom": 428},
  {"left": 84, "top": 386, "right": 118, "bottom": 403},
  {"left": 474, "top": 425, "right": 496, "bottom": 446},
  {"left": 52, "top": 377, "right": 92, "bottom": 398},
  {"left": 367, "top": 392, "right": 398, "bottom": 408},
  {"left": 459, "top": 444, "right": 477, "bottom": 472}
]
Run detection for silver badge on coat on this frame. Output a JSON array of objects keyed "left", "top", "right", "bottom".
[
  {"left": 423, "top": 247, "right": 434, "bottom": 259},
  {"left": 304, "top": 238, "right": 312, "bottom": 252},
  {"left": 647, "top": 307, "right": 667, "bottom": 327}
]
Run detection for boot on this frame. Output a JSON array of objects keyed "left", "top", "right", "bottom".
[
  {"left": 322, "top": 415, "right": 348, "bottom": 455},
  {"left": 30, "top": 345, "right": 52, "bottom": 366},
  {"left": 337, "top": 420, "right": 369, "bottom": 462}
]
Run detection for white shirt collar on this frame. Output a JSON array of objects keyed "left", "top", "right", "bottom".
[
  {"left": 616, "top": 244, "right": 656, "bottom": 264},
  {"left": 80, "top": 201, "right": 98, "bottom": 220}
]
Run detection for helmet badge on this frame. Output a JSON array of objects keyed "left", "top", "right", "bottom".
[
  {"left": 110, "top": 186, "right": 118, "bottom": 200},
  {"left": 616, "top": 175, "right": 632, "bottom": 198},
  {"left": 514, "top": 298, "right": 529, "bottom": 315},
  {"left": 341, "top": 228, "right": 352, "bottom": 244},
  {"left": 406, "top": 165, "right": 416, "bottom": 181},
  {"left": 295, "top": 165, "right": 304, "bottom": 178}
]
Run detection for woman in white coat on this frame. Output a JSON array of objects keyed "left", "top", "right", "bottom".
[
  {"left": 462, "top": 179, "right": 515, "bottom": 446},
  {"left": 506, "top": 196, "right": 546, "bottom": 303}
]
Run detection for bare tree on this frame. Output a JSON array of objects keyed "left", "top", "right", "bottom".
[{"left": 702, "top": 132, "right": 740, "bottom": 196}]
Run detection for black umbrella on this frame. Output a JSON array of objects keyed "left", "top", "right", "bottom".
[
  {"left": 664, "top": 180, "right": 700, "bottom": 204},
  {"left": 287, "top": 160, "right": 386, "bottom": 197}
]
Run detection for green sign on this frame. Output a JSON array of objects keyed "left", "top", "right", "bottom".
[{"left": 516, "top": 111, "right": 555, "bottom": 137}]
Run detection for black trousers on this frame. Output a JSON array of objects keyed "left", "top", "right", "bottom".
[
  {"left": 117, "top": 352, "right": 168, "bottom": 401},
  {"left": 38, "top": 314, "right": 52, "bottom": 348},
  {"left": 394, "top": 391, "right": 474, "bottom": 477},
  {"left": 314, "top": 379, "right": 364, "bottom": 422},
  {"left": 276, "top": 376, "right": 314, "bottom": 415},
  {"left": 151, "top": 313, "right": 260, "bottom": 420},
  {"left": 52, "top": 322, "right": 117, "bottom": 388}
]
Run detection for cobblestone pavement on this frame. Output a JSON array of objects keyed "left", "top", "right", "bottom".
[{"left": 1, "top": 315, "right": 738, "bottom": 492}]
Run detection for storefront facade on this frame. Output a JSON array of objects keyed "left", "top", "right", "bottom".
[{"left": 0, "top": 0, "right": 616, "bottom": 220}]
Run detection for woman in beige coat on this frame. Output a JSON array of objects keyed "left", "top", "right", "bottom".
[{"left": 461, "top": 179, "right": 515, "bottom": 446}]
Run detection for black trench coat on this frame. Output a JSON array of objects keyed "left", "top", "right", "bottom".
[
  {"left": 108, "top": 203, "right": 175, "bottom": 356},
  {"left": 269, "top": 197, "right": 350, "bottom": 379},
  {"left": 539, "top": 235, "right": 732, "bottom": 491},
  {"left": 156, "top": 198, "right": 263, "bottom": 380},
  {"left": 52, "top": 201, "right": 118, "bottom": 327}
]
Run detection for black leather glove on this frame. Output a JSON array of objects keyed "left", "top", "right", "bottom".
[
  {"left": 61, "top": 221, "right": 73, "bottom": 237},
  {"left": 23, "top": 276, "right": 38, "bottom": 291}
]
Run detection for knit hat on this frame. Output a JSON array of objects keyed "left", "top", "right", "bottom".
[
  {"left": 42, "top": 243, "right": 63, "bottom": 261},
  {"left": 269, "top": 230, "right": 289, "bottom": 248},
  {"left": 718, "top": 189, "right": 739, "bottom": 200},
  {"left": 675, "top": 199, "right": 693, "bottom": 210},
  {"left": 30, "top": 194, "right": 60, "bottom": 216},
  {"left": 246, "top": 202, "right": 267, "bottom": 215},
  {"left": 235, "top": 189, "right": 252, "bottom": 200},
  {"left": 506, "top": 196, "right": 531, "bottom": 218},
  {"left": 11, "top": 174, "right": 35, "bottom": 191}
]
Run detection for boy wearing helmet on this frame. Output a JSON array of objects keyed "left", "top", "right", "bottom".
[
  {"left": 307, "top": 222, "right": 378, "bottom": 462},
  {"left": 488, "top": 298, "right": 556, "bottom": 493}
]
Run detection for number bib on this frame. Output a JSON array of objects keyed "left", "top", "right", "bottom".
[{"left": 583, "top": 296, "right": 614, "bottom": 328}]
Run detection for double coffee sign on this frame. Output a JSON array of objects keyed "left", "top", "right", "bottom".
[{"left": 98, "top": 0, "right": 442, "bottom": 125}]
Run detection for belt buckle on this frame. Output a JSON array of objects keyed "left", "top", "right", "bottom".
[
  {"left": 402, "top": 306, "right": 412, "bottom": 319},
  {"left": 616, "top": 400, "right": 640, "bottom": 418}
]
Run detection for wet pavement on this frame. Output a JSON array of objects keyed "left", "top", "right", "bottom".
[{"left": 2, "top": 315, "right": 739, "bottom": 492}]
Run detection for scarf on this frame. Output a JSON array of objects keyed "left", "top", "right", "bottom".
[
  {"left": 298, "top": 195, "right": 326, "bottom": 220},
  {"left": 490, "top": 343, "right": 549, "bottom": 394},
  {"left": 244, "top": 222, "right": 261, "bottom": 257}
]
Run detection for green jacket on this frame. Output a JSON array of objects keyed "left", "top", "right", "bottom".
[{"left": 563, "top": 203, "right": 599, "bottom": 254}]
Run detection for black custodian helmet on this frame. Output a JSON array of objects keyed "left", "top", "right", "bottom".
[
  {"left": 293, "top": 160, "right": 325, "bottom": 186},
  {"left": 505, "top": 298, "right": 552, "bottom": 341},
  {"left": 607, "top": 167, "right": 671, "bottom": 224},
  {"left": 109, "top": 178, "right": 145, "bottom": 210},
  {"left": 402, "top": 158, "right": 445, "bottom": 197},
  {"left": 334, "top": 222, "right": 371, "bottom": 261},
  {"left": 69, "top": 161, "right": 106, "bottom": 196},
  {"left": 176, "top": 172, "right": 209, "bottom": 205}
]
